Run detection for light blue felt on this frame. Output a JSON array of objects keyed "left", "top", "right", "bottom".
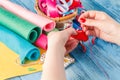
[{"left": 0, "top": 25, "right": 40, "bottom": 64}]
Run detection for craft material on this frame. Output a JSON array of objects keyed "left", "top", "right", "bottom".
[
  {"left": 34, "top": 34, "right": 48, "bottom": 50},
  {"left": 35, "top": 0, "right": 79, "bottom": 23},
  {"left": 0, "top": 42, "right": 74, "bottom": 79},
  {"left": 28, "top": 68, "right": 36, "bottom": 71},
  {"left": 0, "top": 25, "right": 40, "bottom": 64},
  {"left": 0, "top": 7, "right": 41, "bottom": 43},
  {"left": 0, "top": 42, "right": 43, "bottom": 80},
  {"left": 38, "top": 0, "right": 82, "bottom": 18},
  {"left": 0, "top": 0, "right": 55, "bottom": 32},
  {"left": 71, "top": 30, "right": 88, "bottom": 41}
]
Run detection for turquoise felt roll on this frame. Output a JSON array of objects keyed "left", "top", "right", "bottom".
[
  {"left": 0, "top": 25, "right": 40, "bottom": 64},
  {"left": 0, "top": 7, "right": 41, "bottom": 43}
]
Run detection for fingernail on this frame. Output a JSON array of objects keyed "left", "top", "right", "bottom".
[
  {"left": 83, "top": 27, "right": 86, "bottom": 31},
  {"left": 80, "top": 18, "right": 86, "bottom": 23}
]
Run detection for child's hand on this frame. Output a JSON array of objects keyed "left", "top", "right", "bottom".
[
  {"left": 79, "top": 11, "right": 120, "bottom": 45},
  {"left": 47, "top": 27, "right": 79, "bottom": 55}
]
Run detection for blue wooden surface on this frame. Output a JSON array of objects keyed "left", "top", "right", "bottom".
[{"left": 8, "top": 0, "right": 120, "bottom": 80}]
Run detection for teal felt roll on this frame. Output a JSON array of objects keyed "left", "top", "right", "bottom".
[
  {"left": 0, "top": 25, "right": 40, "bottom": 64},
  {"left": 0, "top": 7, "right": 41, "bottom": 43}
]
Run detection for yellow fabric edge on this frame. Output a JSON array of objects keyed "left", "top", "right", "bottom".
[{"left": 0, "top": 42, "right": 45, "bottom": 80}]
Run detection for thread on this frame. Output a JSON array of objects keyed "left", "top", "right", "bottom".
[{"left": 89, "top": 39, "right": 110, "bottom": 80}]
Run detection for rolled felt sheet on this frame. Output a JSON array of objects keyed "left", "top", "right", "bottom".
[
  {"left": 46, "top": 28, "right": 59, "bottom": 35},
  {"left": 0, "top": 7, "right": 41, "bottom": 43},
  {"left": 0, "top": 0, "right": 56, "bottom": 32},
  {"left": 34, "top": 34, "right": 48, "bottom": 50},
  {"left": 0, "top": 25, "right": 40, "bottom": 64},
  {"left": 34, "top": 28, "right": 59, "bottom": 50}
]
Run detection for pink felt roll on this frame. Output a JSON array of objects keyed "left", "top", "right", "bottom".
[
  {"left": 34, "top": 34, "right": 48, "bottom": 50},
  {"left": 0, "top": 0, "right": 56, "bottom": 32}
]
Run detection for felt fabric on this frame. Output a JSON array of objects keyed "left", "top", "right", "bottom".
[
  {"left": 34, "top": 28, "right": 59, "bottom": 50},
  {"left": 0, "top": 41, "right": 75, "bottom": 80},
  {"left": 34, "top": 34, "right": 48, "bottom": 50},
  {"left": 0, "top": 25, "right": 40, "bottom": 64},
  {"left": 8, "top": 0, "right": 120, "bottom": 80},
  {"left": 0, "top": 0, "right": 56, "bottom": 32},
  {"left": 0, "top": 42, "right": 44, "bottom": 80},
  {"left": 0, "top": 7, "right": 41, "bottom": 43}
]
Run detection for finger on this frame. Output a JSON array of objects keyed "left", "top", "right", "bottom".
[
  {"left": 83, "top": 26, "right": 88, "bottom": 32},
  {"left": 81, "top": 24, "right": 85, "bottom": 28},
  {"left": 65, "top": 42, "right": 78, "bottom": 55},
  {"left": 86, "top": 30, "right": 96, "bottom": 36},
  {"left": 47, "top": 31, "right": 57, "bottom": 37},
  {"left": 66, "top": 38, "right": 79, "bottom": 46},
  {"left": 82, "top": 26, "right": 94, "bottom": 32},
  {"left": 79, "top": 10, "right": 100, "bottom": 19},
  {"left": 66, "top": 40, "right": 75, "bottom": 46},
  {"left": 87, "top": 26, "right": 94, "bottom": 30},
  {"left": 61, "top": 27, "right": 77, "bottom": 37},
  {"left": 83, "top": 19, "right": 105, "bottom": 31}
]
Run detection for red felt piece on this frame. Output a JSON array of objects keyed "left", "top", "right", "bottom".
[{"left": 71, "top": 30, "right": 88, "bottom": 42}]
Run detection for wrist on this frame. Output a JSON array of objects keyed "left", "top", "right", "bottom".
[
  {"left": 114, "top": 23, "right": 120, "bottom": 45},
  {"left": 47, "top": 44, "right": 66, "bottom": 56}
]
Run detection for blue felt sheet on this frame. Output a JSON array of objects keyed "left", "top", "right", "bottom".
[{"left": 0, "top": 25, "right": 40, "bottom": 64}]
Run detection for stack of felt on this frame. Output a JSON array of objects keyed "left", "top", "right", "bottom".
[
  {"left": 0, "top": 5, "right": 44, "bottom": 79},
  {"left": 0, "top": 7, "right": 41, "bottom": 43},
  {"left": 0, "top": 0, "right": 56, "bottom": 50},
  {"left": 0, "top": 1, "right": 76, "bottom": 79},
  {"left": 0, "top": 25, "right": 40, "bottom": 64},
  {"left": 0, "top": 42, "right": 45, "bottom": 80},
  {"left": 0, "top": 7, "right": 41, "bottom": 64},
  {"left": 0, "top": 0, "right": 56, "bottom": 32},
  {"left": 0, "top": 1, "right": 49, "bottom": 79}
]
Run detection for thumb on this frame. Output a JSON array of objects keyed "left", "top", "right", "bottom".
[
  {"left": 61, "top": 27, "right": 77, "bottom": 37},
  {"left": 82, "top": 19, "right": 105, "bottom": 30}
]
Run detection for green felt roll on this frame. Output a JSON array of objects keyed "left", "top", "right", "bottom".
[{"left": 0, "top": 7, "right": 41, "bottom": 43}]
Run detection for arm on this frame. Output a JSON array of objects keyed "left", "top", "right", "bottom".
[
  {"left": 41, "top": 27, "right": 77, "bottom": 80},
  {"left": 41, "top": 46, "right": 66, "bottom": 80},
  {"left": 78, "top": 11, "right": 120, "bottom": 45}
]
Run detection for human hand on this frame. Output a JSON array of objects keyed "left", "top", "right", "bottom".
[
  {"left": 78, "top": 11, "right": 120, "bottom": 45},
  {"left": 47, "top": 27, "right": 79, "bottom": 55}
]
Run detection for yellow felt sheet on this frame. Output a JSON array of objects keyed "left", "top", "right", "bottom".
[{"left": 0, "top": 42, "right": 45, "bottom": 80}]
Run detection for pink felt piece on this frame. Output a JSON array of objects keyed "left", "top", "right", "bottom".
[
  {"left": 0, "top": 0, "right": 56, "bottom": 32},
  {"left": 38, "top": 0, "right": 60, "bottom": 18},
  {"left": 38, "top": 0, "right": 83, "bottom": 18},
  {"left": 34, "top": 34, "right": 48, "bottom": 50}
]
